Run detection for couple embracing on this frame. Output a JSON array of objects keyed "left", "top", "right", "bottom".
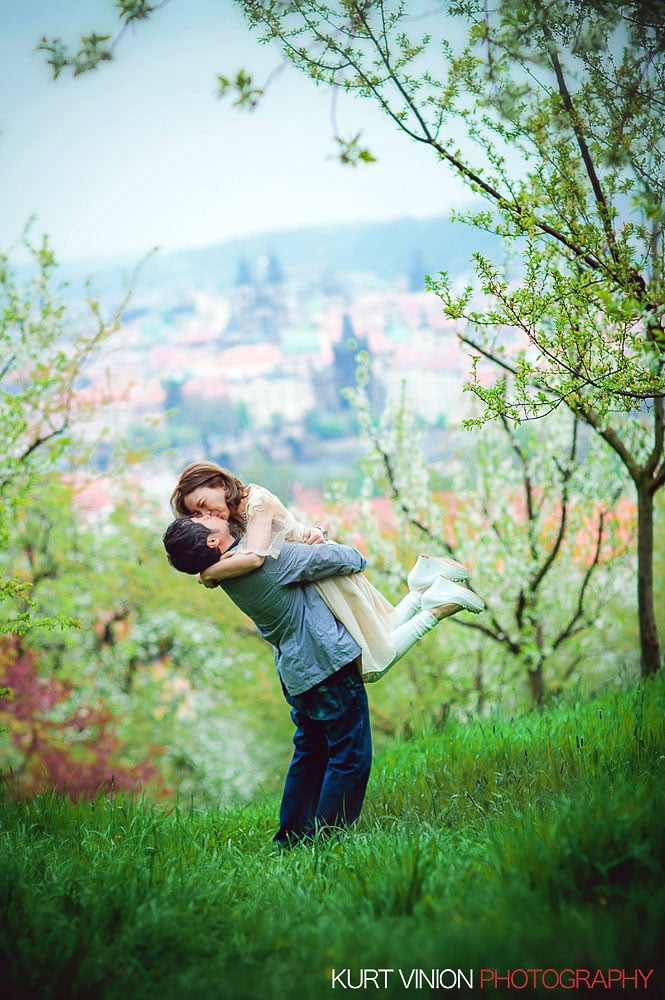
[{"left": 163, "top": 462, "right": 483, "bottom": 846}]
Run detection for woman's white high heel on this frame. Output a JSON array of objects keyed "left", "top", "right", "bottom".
[
  {"left": 407, "top": 554, "right": 469, "bottom": 591},
  {"left": 421, "top": 575, "right": 484, "bottom": 615}
]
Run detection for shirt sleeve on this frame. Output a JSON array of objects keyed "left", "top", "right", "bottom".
[{"left": 270, "top": 541, "right": 367, "bottom": 585}]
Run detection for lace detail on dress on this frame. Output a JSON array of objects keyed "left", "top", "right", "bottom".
[{"left": 236, "top": 484, "right": 305, "bottom": 558}]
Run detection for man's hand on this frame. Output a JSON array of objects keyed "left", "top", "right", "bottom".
[
  {"left": 197, "top": 572, "right": 220, "bottom": 588},
  {"left": 302, "top": 526, "right": 327, "bottom": 545}
]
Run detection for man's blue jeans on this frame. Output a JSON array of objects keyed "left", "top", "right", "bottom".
[{"left": 275, "top": 662, "right": 372, "bottom": 844}]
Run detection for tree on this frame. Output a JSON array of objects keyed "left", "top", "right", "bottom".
[
  {"left": 233, "top": 0, "right": 665, "bottom": 680},
  {"left": 37, "top": 0, "right": 665, "bottom": 673},
  {"left": 333, "top": 360, "right": 634, "bottom": 707},
  {"left": 0, "top": 230, "right": 146, "bottom": 791},
  {"left": 0, "top": 636, "right": 164, "bottom": 800},
  {"left": 0, "top": 230, "right": 128, "bottom": 638}
]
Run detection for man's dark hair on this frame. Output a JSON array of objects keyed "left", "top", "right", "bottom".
[{"left": 163, "top": 517, "right": 221, "bottom": 575}]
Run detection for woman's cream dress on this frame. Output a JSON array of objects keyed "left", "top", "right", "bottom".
[{"left": 237, "top": 484, "right": 398, "bottom": 681}]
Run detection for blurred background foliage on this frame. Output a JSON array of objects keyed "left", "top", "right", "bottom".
[{"left": 0, "top": 226, "right": 661, "bottom": 808}]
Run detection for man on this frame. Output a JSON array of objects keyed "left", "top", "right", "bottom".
[{"left": 163, "top": 512, "right": 373, "bottom": 845}]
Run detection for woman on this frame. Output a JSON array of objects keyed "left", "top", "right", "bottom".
[{"left": 169, "top": 462, "right": 483, "bottom": 682}]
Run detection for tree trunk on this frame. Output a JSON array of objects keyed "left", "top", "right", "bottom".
[
  {"left": 527, "top": 664, "right": 545, "bottom": 705},
  {"left": 636, "top": 481, "right": 662, "bottom": 676}
]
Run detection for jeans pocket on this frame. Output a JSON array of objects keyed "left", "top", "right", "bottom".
[{"left": 298, "top": 675, "right": 355, "bottom": 721}]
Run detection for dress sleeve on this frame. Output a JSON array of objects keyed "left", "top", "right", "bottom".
[{"left": 237, "top": 484, "right": 306, "bottom": 558}]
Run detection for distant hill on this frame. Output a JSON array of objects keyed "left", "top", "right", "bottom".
[
  {"left": 150, "top": 215, "right": 503, "bottom": 286},
  {"left": 58, "top": 215, "right": 502, "bottom": 300}
]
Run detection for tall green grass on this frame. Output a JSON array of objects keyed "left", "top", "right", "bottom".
[{"left": 1, "top": 676, "right": 664, "bottom": 999}]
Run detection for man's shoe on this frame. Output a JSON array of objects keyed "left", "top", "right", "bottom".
[
  {"left": 407, "top": 554, "right": 469, "bottom": 590},
  {"left": 421, "top": 576, "right": 484, "bottom": 615}
]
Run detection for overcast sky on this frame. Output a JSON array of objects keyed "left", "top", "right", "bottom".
[{"left": 1, "top": 0, "right": 472, "bottom": 265}]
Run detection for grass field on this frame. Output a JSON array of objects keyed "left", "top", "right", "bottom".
[{"left": 1, "top": 673, "right": 664, "bottom": 999}]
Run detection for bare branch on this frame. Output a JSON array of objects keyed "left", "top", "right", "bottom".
[{"left": 551, "top": 505, "right": 609, "bottom": 651}]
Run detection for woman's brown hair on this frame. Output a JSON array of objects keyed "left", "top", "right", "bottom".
[{"left": 170, "top": 462, "right": 248, "bottom": 537}]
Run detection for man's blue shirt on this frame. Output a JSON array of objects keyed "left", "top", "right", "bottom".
[{"left": 219, "top": 541, "right": 367, "bottom": 695}]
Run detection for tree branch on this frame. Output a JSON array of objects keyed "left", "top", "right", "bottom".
[
  {"left": 551, "top": 504, "right": 609, "bottom": 651},
  {"left": 544, "top": 36, "right": 620, "bottom": 267}
]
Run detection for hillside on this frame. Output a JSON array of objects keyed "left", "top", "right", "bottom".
[{"left": 2, "top": 674, "right": 663, "bottom": 998}]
